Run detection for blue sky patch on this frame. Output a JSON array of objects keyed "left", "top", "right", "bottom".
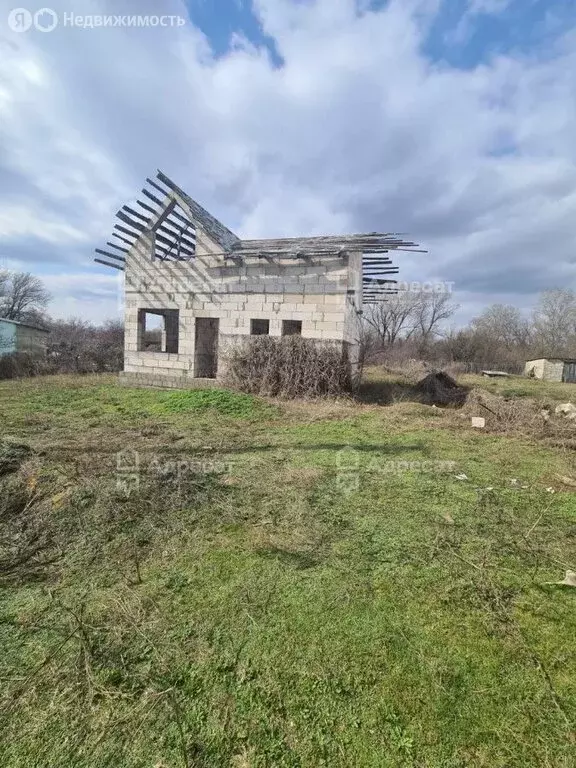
[
  {"left": 185, "top": 0, "right": 283, "bottom": 65},
  {"left": 424, "top": 0, "right": 576, "bottom": 69}
]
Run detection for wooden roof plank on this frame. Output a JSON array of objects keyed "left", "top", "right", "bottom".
[
  {"left": 94, "top": 258, "right": 124, "bottom": 271},
  {"left": 95, "top": 249, "right": 126, "bottom": 263}
]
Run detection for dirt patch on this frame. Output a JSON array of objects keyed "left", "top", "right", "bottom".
[{"left": 414, "top": 372, "right": 469, "bottom": 407}]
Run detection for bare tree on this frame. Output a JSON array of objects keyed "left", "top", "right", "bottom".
[
  {"left": 363, "top": 292, "right": 422, "bottom": 344},
  {"left": 364, "top": 290, "right": 457, "bottom": 353},
  {"left": 47, "top": 318, "right": 124, "bottom": 372},
  {"left": 0, "top": 272, "right": 51, "bottom": 323},
  {"left": 441, "top": 327, "right": 486, "bottom": 362},
  {"left": 351, "top": 312, "right": 379, "bottom": 381},
  {"left": 412, "top": 291, "right": 459, "bottom": 354},
  {"left": 532, "top": 288, "right": 576, "bottom": 356},
  {"left": 471, "top": 304, "right": 532, "bottom": 348}
]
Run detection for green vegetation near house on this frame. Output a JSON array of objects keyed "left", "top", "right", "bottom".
[{"left": 0, "top": 372, "right": 575, "bottom": 767}]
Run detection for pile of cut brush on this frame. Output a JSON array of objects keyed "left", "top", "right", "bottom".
[
  {"left": 412, "top": 373, "right": 576, "bottom": 448},
  {"left": 461, "top": 388, "right": 576, "bottom": 447},
  {"left": 462, "top": 388, "right": 545, "bottom": 431}
]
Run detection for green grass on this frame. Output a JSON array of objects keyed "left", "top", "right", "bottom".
[
  {"left": 363, "top": 365, "right": 576, "bottom": 403},
  {"left": 1, "top": 374, "right": 576, "bottom": 766},
  {"left": 459, "top": 372, "right": 576, "bottom": 402},
  {"left": 0, "top": 374, "right": 271, "bottom": 422}
]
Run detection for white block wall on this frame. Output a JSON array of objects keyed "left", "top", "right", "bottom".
[
  {"left": 524, "top": 359, "right": 564, "bottom": 381},
  {"left": 123, "top": 228, "right": 362, "bottom": 382}
]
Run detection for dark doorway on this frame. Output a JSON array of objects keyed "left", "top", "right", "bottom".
[
  {"left": 563, "top": 361, "right": 576, "bottom": 383},
  {"left": 195, "top": 318, "right": 219, "bottom": 378}
]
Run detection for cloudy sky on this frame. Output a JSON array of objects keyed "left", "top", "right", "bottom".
[{"left": 0, "top": 0, "right": 575, "bottom": 324}]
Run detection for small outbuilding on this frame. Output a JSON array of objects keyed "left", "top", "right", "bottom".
[
  {"left": 0, "top": 318, "right": 49, "bottom": 356},
  {"left": 525, "top": 357, "right": 576, "bottom": 383}
]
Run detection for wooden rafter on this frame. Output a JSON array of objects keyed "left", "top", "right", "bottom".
[{"left": 94, "top": 170, "right": 425, "bottom": 314}]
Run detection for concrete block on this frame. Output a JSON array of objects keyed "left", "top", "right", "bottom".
[
  {"left": 320, "top": 329, "right": 343, "bottom": 340},
  {"left": 305, "top": 328, "right": 325, "bottom": 339}
]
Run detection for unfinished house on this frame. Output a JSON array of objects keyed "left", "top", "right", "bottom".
[{"left": 94, "top": 172, "right": 422, "bottom": 388}]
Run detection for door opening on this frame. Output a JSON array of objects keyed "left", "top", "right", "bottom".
[
  {"left": 563, "top": 361, "right": 576, "bottom": 383},
  {"left": 194, "top": 318, "right": 219, "bottom": 378}
]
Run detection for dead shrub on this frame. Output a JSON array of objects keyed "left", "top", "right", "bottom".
[
  {"left": 0, "top": 352, "right": 52, "bottom": 380},
  {"left": 460, "top": 388, "right": 576, "bottom": 442},
  {"left": 224, "top": 336, "right": 351, "bottom": 397}
]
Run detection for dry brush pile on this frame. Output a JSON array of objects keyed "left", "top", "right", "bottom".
[
  {"left": 378, "top": 366, "right": 576, "bottom": 448},
  {"left": 224, "top": 336, "right": 352, "bottom": 397},
  {"left": 459, "top": 388, "right": 576, "bottom": 447}
]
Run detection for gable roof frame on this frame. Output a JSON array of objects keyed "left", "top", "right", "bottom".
[
  {"left": 93, "top": 170, "right": 425, "bottom": 303},
  {"left": 156, "top": 170, "right": 241, "bottom": 253}
]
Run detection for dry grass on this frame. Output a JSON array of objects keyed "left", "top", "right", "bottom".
[
  {"left": 461, "top": 388, "right": 548, "bottom": 431},
  {"left": 378, "top": 358, "right": 430, "bottom": 383}
]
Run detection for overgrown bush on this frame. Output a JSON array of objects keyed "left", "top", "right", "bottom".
[
  {"left": 224, "top": 336, "right": 351, "bottom": 397},
  {"left": 47, "top": 318, "right": 124, "bottom": 373},
  {"left": 0, "top": 352, "right": 53, "bottom": 380},
  {"left": 0, "top": 319, "right": 124, "bottom": 380}
]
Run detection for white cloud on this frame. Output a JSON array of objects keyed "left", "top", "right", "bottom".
[
  {"left": 0, "top": 0, "right": 574, "bottom": 326},
  {"left": 0, "top": 205, "right": 87, "bottom": 243},
  {"left": 41, "top": 271, "right": 124, "bottom": 322}
]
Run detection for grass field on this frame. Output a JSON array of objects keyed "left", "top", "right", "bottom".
[
  {"left": 1, "top": 372, "right": 576, "bottom": 767},
  {"left": 364, "top": 365, "right": 576, "bottom": 404}
]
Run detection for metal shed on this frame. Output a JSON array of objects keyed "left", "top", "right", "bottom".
[{"left": 0, "top": 318, "right": 49, "bottom": 356}]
